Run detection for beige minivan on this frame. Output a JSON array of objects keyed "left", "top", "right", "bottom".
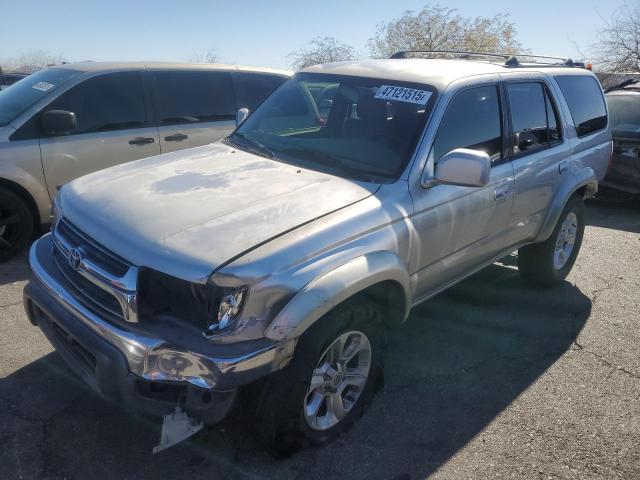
[{"left": 0, "top": 62, "right": 290, "bottom": 260}]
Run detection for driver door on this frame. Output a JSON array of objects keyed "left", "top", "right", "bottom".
[{"left": 410, "top": 83, "right": 515, "bottom": 298}]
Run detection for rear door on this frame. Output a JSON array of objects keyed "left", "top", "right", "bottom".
[
  {"left": 502, "top": 78, "right": 572, "bottom": 245},
  {"left": 40, "top": 71, "right": 160, "bottom": 198},
  {"left": 152, "top": 70, "right": 237, "bottom": 153}
]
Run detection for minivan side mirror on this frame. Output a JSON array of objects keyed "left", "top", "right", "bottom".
[
  {"left": 42, "top": 110, "right": 77, "bottom": 136},
  {"left": 236, "top": 108, "right": 250, "bottom": 127},
  {"left": 427, "top": 148, "right": 491, "bottom": 188}
]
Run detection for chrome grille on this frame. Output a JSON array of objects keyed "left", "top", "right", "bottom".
[{"left": 52, "top": 217, "right": 139, "bottom": 323}]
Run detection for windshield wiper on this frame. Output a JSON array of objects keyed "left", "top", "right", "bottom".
[
  {"left": 227, "top": 132, "right": 275, "bottom": 159},
  {"left": 278, "top": 147, "right": 382, "bottom": 182}
]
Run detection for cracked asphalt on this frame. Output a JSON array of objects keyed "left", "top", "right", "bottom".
[{"left": 1, "top": 199, "right": 639, "bottom": 480}]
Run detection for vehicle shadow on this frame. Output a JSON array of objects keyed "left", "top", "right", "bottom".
[
  {"left": 1, "top": 262, "right": 591, "bottom": 480},
  {"left": 586, "top": 198, "right": 640, "bottom": 234},
  {"left": 0, "top": 251, "right": 32, "bottom": 286}
]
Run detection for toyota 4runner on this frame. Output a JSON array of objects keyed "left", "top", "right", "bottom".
[{"left": 23, "top": 52, "right": 611, "bottom": 454}]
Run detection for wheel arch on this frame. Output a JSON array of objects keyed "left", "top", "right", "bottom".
[
  {"left": 0, "top": 177, "right": 42, "bottom": 228},
  {"left": 534, "top": 168, "right": 596, "bottom": 244},
  {"left": 264, "top": 251, "right": 412, "bottom": 341}
]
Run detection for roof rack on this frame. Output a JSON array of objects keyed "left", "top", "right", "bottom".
[{"left": 389, "top": 50, "right": 588, "bottom": 69}]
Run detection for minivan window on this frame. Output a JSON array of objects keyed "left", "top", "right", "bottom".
[
  {"left": 507, "top": 82, "right": 561, "bottom": 155},
  {"left": 433, "top": 85, "right": 502, "bottom": 162},
  {"left": 153, "top": 71, "right": 236, "bottom": 125},
  {"left": 45, "top": 71, "right": 147, "bottom": 135},
  {"left": 555, "top": 75, "right": 607, "bottom": 137},
  {"left": 234, "top": 73, "right": 287, "bottom": 111},
  {"left": 0, "top": 68, "right": 81, "bottom": 126},
  {"left": 229, "top": 73, "right": 436, "bottom": 182}
]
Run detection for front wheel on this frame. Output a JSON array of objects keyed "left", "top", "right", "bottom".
[
  {"left": 518, "top": 194, "right": 585, "bottom": 287},
  {"left": 0, "top": 189, "right": 34, "bottom": 262},
  {"left": 250, "top": 299, "right": 385, "bottom": 456}
]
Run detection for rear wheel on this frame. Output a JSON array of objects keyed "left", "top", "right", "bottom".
[
  {"left": 518, "top": 194, "right": 585, "bottom": 287},
  {"left": 0, "top": 188, "right": 34, "bottom": 262},
  {"left": 251, "top": 299, "right": 385, "bottom": 457}
]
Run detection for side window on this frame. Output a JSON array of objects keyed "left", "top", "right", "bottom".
[
  {"left": 46, "top": 72, "right": 147, "bottom": 135},
  {"left": 233, "top": 73, "right": 287, "bottom": 111},
  {"left": 153, "top": 71, "right": 236, "bottom": 125},
  {"left": 433, "top": 85, "right": 502, "bottom": 162},
  {"left": 507, "top": 82, "right": 561, "bottom": 155},
  {"left": 555, "top": 75, "right": 607, "bottom": 137}
]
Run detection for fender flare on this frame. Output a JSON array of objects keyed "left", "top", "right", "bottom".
[
  {"left": 534, "top": 167, "right": 597, "bottom": 243},
  {"left": 264, "top": 251, "right": 412, "bottom": 341}
]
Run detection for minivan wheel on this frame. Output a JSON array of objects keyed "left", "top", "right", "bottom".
[
  {"left": 250, "top": 299, "right": 385, "bottom": 457},
  {"left": 0, "top": 189, "right": 34, "bottom": 262},
  {"left": 518, "top": 194, "right": 585, "bottom": 287}
]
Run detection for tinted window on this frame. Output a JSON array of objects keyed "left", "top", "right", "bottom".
[
  {"left": 46, "top": 72, "right": 147, "bottom": 135},
  {"left": 555, "top": 75, "right": 607, "bottom": 137},
  {"left": 154, "top": 71, "right": 236, "bottom": 125},
  {"left": 0, "top": 68, "right": 80, "bottom": 126},
  {"left": 234, "top": 73, "right": 287, "bottom": 111},
  {"left": 507, "top": 82, "right": 561, "bottom": 154},
  {"left": 433, "top": 85, "right": 502, "bottom": 162},
  {"left": 607, "top": 95, "right": 640, "bottom": 129}
]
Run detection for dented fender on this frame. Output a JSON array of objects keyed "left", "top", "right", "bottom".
[{"left": 264, "top": 250, "right": 412, "bottom": 341}]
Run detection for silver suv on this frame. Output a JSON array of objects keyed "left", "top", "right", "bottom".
[
  {"left": 0, "top": 62, "right": 289, "bottom": 260},
  {"left": 24, "top": 53, "right": 611, "bottom": 454}
]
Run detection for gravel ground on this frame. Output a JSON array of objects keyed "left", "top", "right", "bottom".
[{"left": 1, "top": 199, "right": 638, "bottom": 480}]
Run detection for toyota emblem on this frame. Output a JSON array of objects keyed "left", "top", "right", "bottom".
[{"left": 68, "top": 248, "right": 82, "bottom": 271}]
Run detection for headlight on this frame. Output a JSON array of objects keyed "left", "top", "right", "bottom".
[{"left": 205, "top": 287, "right": 248, "bottom": 335}]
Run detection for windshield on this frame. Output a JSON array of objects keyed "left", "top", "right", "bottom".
[
  {"left": 607, "top": 95, "right": 640, "bottom": 130},
  {"left": 0, "top": 68, "right": 81, "bottom": 126},
  {"left": 227, "top": 73, "right": 436, "bottom": 182}
]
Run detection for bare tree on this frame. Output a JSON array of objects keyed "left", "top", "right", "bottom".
[
  {"left": 593, "top": 5, "right": 640, "bottom": 72},
  {"left": 190, "top": 47, "right": 218, "bottom": 64},
  {"left": 368, "top": 4, "right": 523, "bottom": 58},
  {"left": 288, "top": 36, "right": 356, "bottom": 70},
  {"left": 2, "top": 50, "right": 66, "bottom": 73}
]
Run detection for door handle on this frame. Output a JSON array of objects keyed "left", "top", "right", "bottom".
[
  {"left": 559, "top": 161, "right": 569, "bottom": 174},
  {"left": 164, "top": 133, "right": 188, "bottom": 142},
  {"left": 128, "top": 137, "right": 155, "bottom": 146},
  {"left": 494, "top": 184, "right": 512, "bottom": 201}
]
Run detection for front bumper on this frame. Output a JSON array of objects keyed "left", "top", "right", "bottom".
[
  {"left": 601, "top": 146, "right": 640, "bottom": 194},
  {"left": 25, "top": 235, "right": 294, "bottom": 421}
]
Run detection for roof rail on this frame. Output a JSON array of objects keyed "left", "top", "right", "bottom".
[{"left": 389, "top": 50, "right": 587, "bottom": 69}]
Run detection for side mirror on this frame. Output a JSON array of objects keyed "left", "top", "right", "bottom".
[
  {"left": 42, "top": 110, "right": 77, "bottom": 136},
  {"left": 426, "top": 148, "right": 491, "bottom": 188},
  {"left": 236, "top": 107, "right": 250, "bottom": 127}
]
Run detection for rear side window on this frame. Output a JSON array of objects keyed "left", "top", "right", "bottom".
[
  {"left": 233, "top": 73, "right": 287, "bottom": 111},
  {"left": 45, "top": 71, "right": 147, "bottom": 135},
  {"left": 433, "top": 85, "right": 502, "bottom": 162},
  {"left": 507, "top": 82, "right": 561, "bottom": 155},
  {"left": 555, "top": 75, "right": 607, "bottom": 137},
  {"left": 153, "top": 71, "right": 236, "bottom": 125}
]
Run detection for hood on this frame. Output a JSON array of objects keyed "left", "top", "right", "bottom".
[{"left": 60, "top": 142, "right": 378, "bottom": 282}]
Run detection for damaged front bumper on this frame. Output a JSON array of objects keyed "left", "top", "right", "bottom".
[{"left": 24, "top": 235, "right": 294, "bottom": 423}]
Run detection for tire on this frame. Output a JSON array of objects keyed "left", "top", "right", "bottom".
[
  {"left": 518, "top": 194, "right": 585, "bottom": 287},
  {"left": 0, "top": 188, "right": 34, "bottom": 262},
  {"left": 250, "top": 298, "right": 386, "bottom": 457}
]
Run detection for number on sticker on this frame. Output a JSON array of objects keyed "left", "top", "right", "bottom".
[{"left": 375, "top": 85, "right": 432, "bottom": 105}]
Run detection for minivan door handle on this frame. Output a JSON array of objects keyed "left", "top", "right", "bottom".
[
  {"left": 494, "top": 184, "right": 512, "bottom": 201},
  {"left": 128, "top": 137, "right": 155, "bottom": 146},
  {"left": 164, "top": 133, "right": 188, "bottom": 142}
]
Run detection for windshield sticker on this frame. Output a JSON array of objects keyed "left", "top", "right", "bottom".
[
  {"left": 32, "top": 82, "right": 54, "bottom": 92},
  {"left": 375, "top": 85, "right": 432, "bottom": 105}
]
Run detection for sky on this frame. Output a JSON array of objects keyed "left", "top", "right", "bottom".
[{"left": 0, "top": 0, "right": 631, "bottom": 70}]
